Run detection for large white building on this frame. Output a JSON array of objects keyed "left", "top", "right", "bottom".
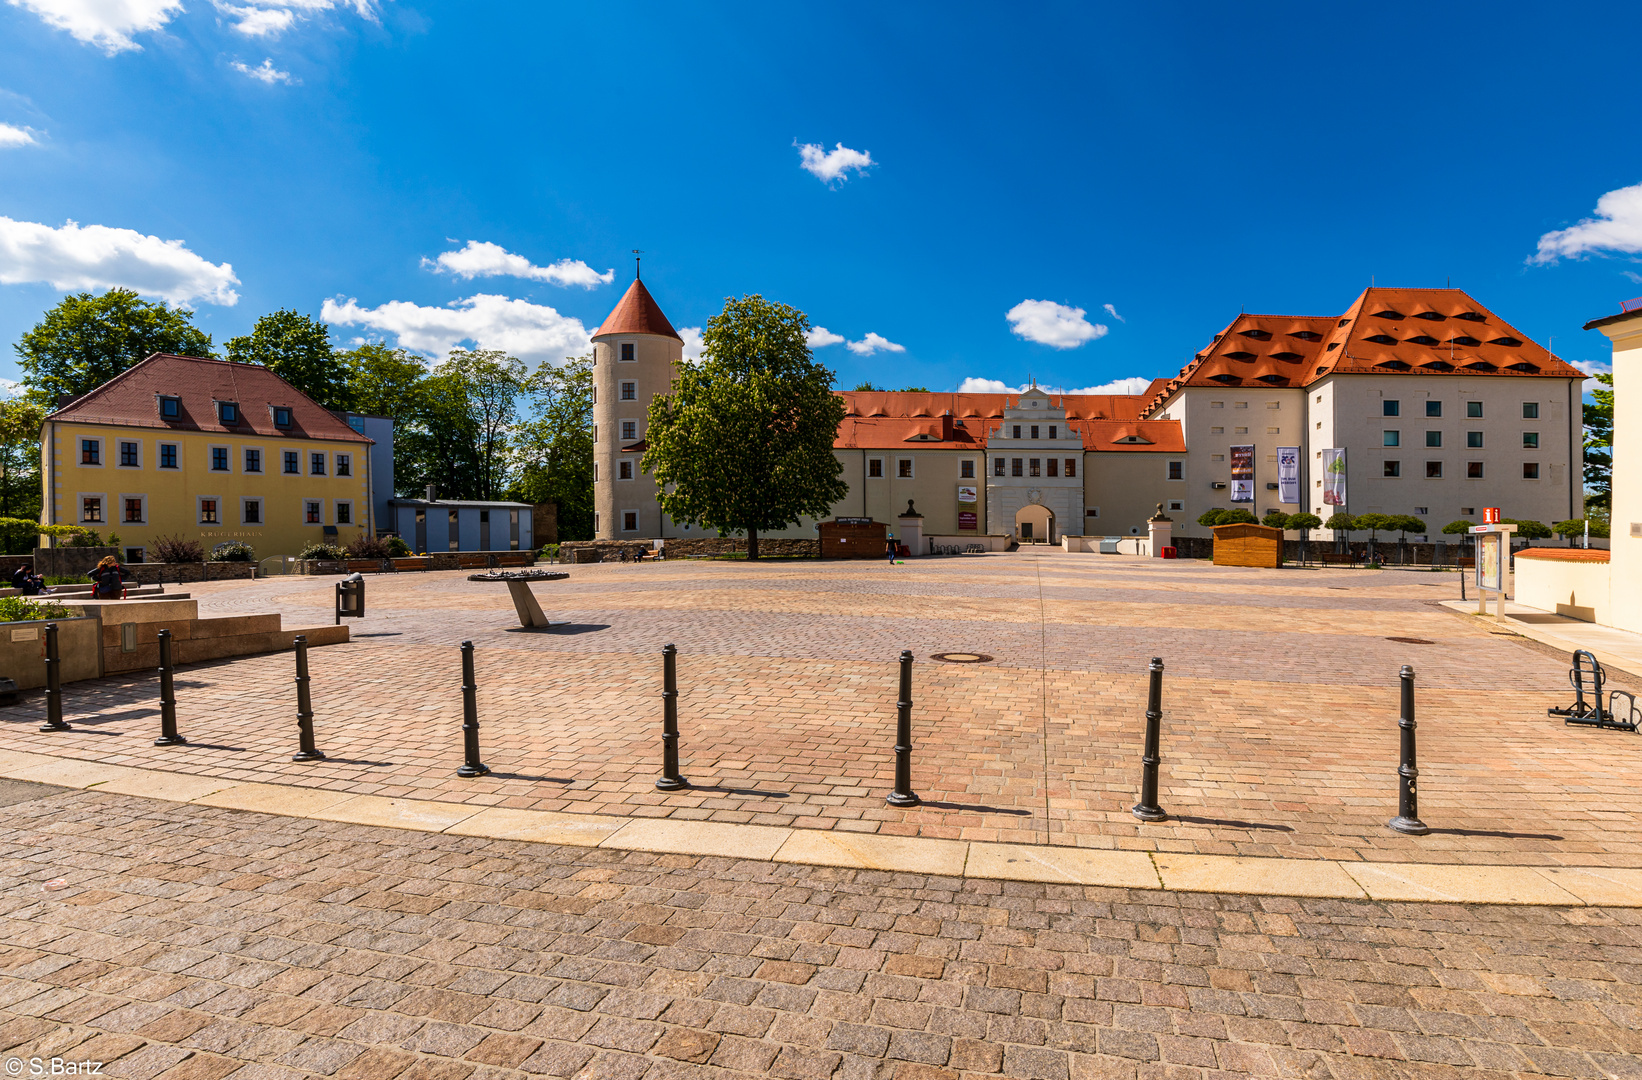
[{"left": 590, "top": 282, "right": 1585, "bottom": 544}]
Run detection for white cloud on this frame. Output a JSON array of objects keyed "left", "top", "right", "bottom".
[
  {"left": 214, "top": 0, "right": 376, "bottom": 36},
  {"left": 956, "top": 376, "right": 1151, "bottom": 396},
  {"left": 846, "top": 332, "right": 903, "bottom": 356},
  {"left": 1532, "top": 182, "right": 1642, "bottom": 263},
  {"left": 679, "top": 326, "right": 704, "bottom": 364},
  {"left": 9, "top": 0, "right": 185, "bottom": 53},
  {"left": 0, "top": 123, "right": 39, "bottom": 148},
  {"left": 321, "top": 293, "right": 592, "bottom": 365},
  {"left": 231, "top": 57, "right": 296, "bottom": 83},
  {"left": 1572, "top": 357, "right": 1613, "bottom": 396},
  {"left": 796, "top": 140, "right": 874, "bottom": 185},
  {"left": 1102, "top": 303, "right": 1124, "bottom": 323},
  {"left": 0, "top": 216, "right": 239, "bottom": 305},
  {"left": 1005, "top": 299, "right": 1107, "bottom": 349},
  {"left": 1066, "top": 376, "right": 1151, "bottom": 395},
  {"left": 422, "top": 240, "right": 612, "bottom": 289},
  {"left": 805, "top": 326, "right": 844, "bottom": 348}
]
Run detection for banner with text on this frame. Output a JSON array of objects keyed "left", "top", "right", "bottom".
[
  {"left": 1229, "top": 444, "right": 1254, "bottom": 502},
  {"left": 1276, "top": 446, "right": 1300, "bottom": 505},
  {"left": 1322, "top": 448, "right": 1347, "bottom": 506},
  {"left": 957, "top": 485, "right": 978, "bottom": 530}
]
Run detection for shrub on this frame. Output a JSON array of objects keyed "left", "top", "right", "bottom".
[
  {"left": 344, "top": 535, "right": 396, "bottom": 559},
  {"left": 0, "top": 595, "right": 71, "bottom": 622},
  {"left": 1287, "top": 512, "right": 1322, "bottom": 533},
  {"left": 67, "top": 528, "right": 104, "bottom": 547},
  {"left": 386, "top": 534, "right": 410, "bottom": 556},
  {"left": 43, "top": 575, "right": 90, "bottom": 585},
  {"left": 1219, "top": 508, "right": 1257, "bottom": 525},
  {"left": 151, "top": 533, "right": 205, "bottom": 563},
  {"left": 1554, "top": 518, "right": 1609, "bottom": 541},
  {"left": 1325, "top": 512, "right": 1356, "bottom": 534},
  {"left": 1441, "top": 518, "right": 1474, "bottom": 535},
  {"left": 296, "top": 542, "right": 347, "bottom": 561},
  {"left": 1196, "top": 509, "right": 1226, "bottom": 528},
  {"left": 539, "top": 543, "right": 560, "bottom": 561},
  {"left": 1501, "top": 517, "right": 1552, "bottom": 540},
  {"left": 208, "top": 541, "right": 255, "bottom": 562},
  {"left": 1261, "top": 511, "right": 1291, "bottom": 530}
]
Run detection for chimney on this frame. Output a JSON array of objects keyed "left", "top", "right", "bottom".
[{"left": 425, "top": 485, "right": 437, "bottom": 502}]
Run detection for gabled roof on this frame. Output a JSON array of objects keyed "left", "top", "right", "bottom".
[
  {"left": 593, "top": 278, "right": 682, "bottom": 341},
  {"left": 47, "top": 353, "right": 373, "bottom": 443},
  {"left": 829, "top": 391, "right": 1176, "bottom": 451},
  {"left": 1142, "top": 287, "right": 1586, "bottom": 417},
  {"left": 836, "top": 390, "right": 1145, "bottom": 423}
]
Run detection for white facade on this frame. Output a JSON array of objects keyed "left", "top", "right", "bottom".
[{"left": 983, "top": 390, "right": 1084, "bottom": 541}]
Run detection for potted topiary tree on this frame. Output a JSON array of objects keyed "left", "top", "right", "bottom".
[
  {"left": 1324, "top": 512, "right": 1356, "bottom": 560},
  {"left": 1286, "top": 511, "right": 1322, "bottom": 565}
]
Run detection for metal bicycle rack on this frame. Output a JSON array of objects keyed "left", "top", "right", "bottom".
[{"left": 1549, "top": 649, "right": 1640, "bottom": 732}]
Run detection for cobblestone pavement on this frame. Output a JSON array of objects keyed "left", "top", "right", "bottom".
[
  {"left": 4, "top": 785, "right": 1641, "bottom": 1080},
  {"left": 1, "top": 553, "right": 1637, "bottom": 865}
]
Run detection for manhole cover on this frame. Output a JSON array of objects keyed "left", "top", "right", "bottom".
[
  {"left": 1385, "top": 637, "right": 1435, "bottom": 645},
  {"left": 931, "top": 652, "right": 993, "bottom": 664}
]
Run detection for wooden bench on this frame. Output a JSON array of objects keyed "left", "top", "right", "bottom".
[{"left": 1317, "top": 552, "right": 1356, "bottom": 567}]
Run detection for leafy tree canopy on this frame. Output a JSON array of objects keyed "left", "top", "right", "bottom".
[
  {"left": 1286, "top": 512, "right": 1323, "bottom": 532},
  {"left": 1501, "top": 517, "right": 1552, "bottom": 540},
  {"left": 1197, "top": 509, "right": 1226, "bottom": 528},
  {"left": 1553, "top": 517, "right": 1609, "bottom": 540},
  {"left": 1261, "top": 510, "right": 1291, "bottom": 530},
  {"left": 1389, "top": 514, "right": 1426, "bottom": 537},
  {"left": 511, "top": 355, "right": 594, "bottom": 541},
  {"left": 1354, "top": 512, "right": 1391, "bottom": 538},
  {"left": 1584, "top": 372, "right": 1614, "bottom": 512},
  {"left": 1325, "top": 512, "right": 1356, "bottom": 533},
  {"left": 644, "top": 295, "right": 847, "bottom": 558},
  {"left": 225, "top": 309, "right": 348, "bottom": 410},
  {"left": 1441, "top": 519, "right": 1474, "bottom": 535},
  {"left": 16, "top": 289, "right": 213, "bottom": 404}
]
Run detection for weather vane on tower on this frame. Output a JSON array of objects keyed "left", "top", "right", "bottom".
[{"left": 632, "top": 249, "right": 643, "bottom": 280}]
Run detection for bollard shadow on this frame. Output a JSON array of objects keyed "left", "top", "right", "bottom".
[
  {"left": 1173, "top": 815, "right": 1294, "bottom": 832},
  {"left": 314, "top": 758, "right": 394, "bottom": 767},
  {"left": 505, "top": 623, "right": 610, "bottom": 636},
  {"left": 179, "top": 743, "right": 246, "bottom": 752},
  {"left": 486, "top": 772, "right": 573, "bottom": 784},
  {"left": 354, "top": 632, "right": 403, "bottom": 638},
  {"left": 686, "top": 785, "right": 790, "bottom": 799},
  {"left": 918, "top": 800, "right": 1033, "bottom": 816},
  {"left": 1429, "top": 827, "right": 1564, "bottom": 841}
]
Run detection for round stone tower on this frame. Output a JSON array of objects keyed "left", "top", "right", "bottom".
[{"left": 591, "top": 274, "right": 683, "bottom": 539}]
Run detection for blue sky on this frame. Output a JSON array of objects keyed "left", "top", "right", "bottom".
[{"left": 2, "top": 1, "right": 1639, "bottom": 395}]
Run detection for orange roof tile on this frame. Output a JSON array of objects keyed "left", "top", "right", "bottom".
[
  {"left": 47, "top": 353, "right": 372, "bottom": 442},
  {"left": 592, "top": 278, "right": 682, "bottom": 341}
]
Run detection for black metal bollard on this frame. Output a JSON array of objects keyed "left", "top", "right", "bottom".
[
  {"left": 291, "top": 635, "right": 326, "bottom": 761},
  {"left": 154, "top": 629, "right": 186, "bottom": 746},
  {"left": 1388, "top": 664, "right": 1429, "bottom": 835},
  {"left": 456, "top": 641, "right": 489, "bottom": 777},
  {"left": 886, "top": 650, "right": 920, "bottom": 807},
  {"left": 1132, "top": 657, "right": 1167, "bottom": 821},
  {"left": 656, "top": 643, "right": 688, "bottom": 790},
  {"left": 38, "top": 621, "right": 69, "bottom": 732}
]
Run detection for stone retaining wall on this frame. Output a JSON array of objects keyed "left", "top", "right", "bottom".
[
  {"left": 662, "top": 537, "right": 819, "bottom": 559},
  {"left": 125, "top": 562, "right": 257, "bottom": 584}
]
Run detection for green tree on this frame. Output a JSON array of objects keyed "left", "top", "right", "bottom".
[
  {"left": 1196, "top": 509, "right": 1226, "bottom": 528},
  {"left": 0, "top": 398, "right": 45, "bottom": 534},
  {"left": 225, "top": 310, "right": 348, "bottom": 409},
  {"left": 1584, "top": 372, "right": 1614, "bottom": 513},
  {"left": 644, "top": 294, "right": 848, "bottom": 559},
  {"left": 16, "top": 289, "right": 214, "bottom": 404},
  {"left": 1220, "top": 508, "right": 1257, "bottom": 524},
  {"left": 1287, "top": 512, "right": 1322, "bottom": 534},
  {"left": 1553, "top": 517, "right": 1608, "bottom": 544},
  {"left": 1390, "top": 514, "right": 1425, "bottom": 540},
  {"left": 441, "top": 349, "right": 526, "bottom": 501},
  {"left": 1502, "top": 517, "right": 1552, "bottom": 540},
  {"left": 396, "top": 369, "right": 483, "bottom": 500},
  {"left": 1354, "top": 512, "right": 1391, "bottom": 544},
  {"left": 851, "top": 381, "right": 882, "bottom": 391},
  {"left": 1261, "top": 510, "right": 1291, "bottom": 530},
  {"left": 338, "top": 342, "right": 438, "bottom": 497},
  {"left": 512, "top": 354, "right": 594, "bottom": 541},
  {"left": 1325, "top": 512, "right": 1356, "bottom": 538}
]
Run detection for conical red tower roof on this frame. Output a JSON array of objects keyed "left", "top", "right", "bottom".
[{"left": 593, "top": 278, "right": 681, "bottom": 341}]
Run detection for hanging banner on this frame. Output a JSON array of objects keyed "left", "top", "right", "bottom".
[
  {"left": 1322, "top": 448, "right": 1347, "bottom": 506},
  {"left": 1276, "top": 446, "right": 1300, "bottom": 504},
  {"left": 1229, "top": 444, "right": 1254, "bottom": 502}
]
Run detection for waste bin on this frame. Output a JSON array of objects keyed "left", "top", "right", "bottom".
[{"left": 335, "top": 572, "right": 365, "bottom": 624}]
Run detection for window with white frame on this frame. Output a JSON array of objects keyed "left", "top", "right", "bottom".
[
  {"left": 336, "top": 453, "right": 351, "bottom": 477},
  {"left": 79, "top": 438, "right": 102, "bottom": 466},
  {"left": 898, "top": 458, "right": 913, "bottom": 478},
  {"left": 243, "top": 447, "right": 262, "bottom": 473},
  {"left": 868, "top": 458, "right": 884, "bottom": 478},
  {"left": 210, "top": 445, "right": 230, "bottom": 471},
  {"left": 122, "top": 495, "right": 146, "bottom": 524},
  {"left": 198, "top": 497, "right": 220, "bottom": 525},
  {"left": 1167, "top": 460, "right": 1183, "bottom": 480},
  {"left": 159, "top": 443, "right": 179, "bottom": 469},
  {"left": 620, "top": 381, "right": 636, "bottom": 400},
  {"left": 621, "top": 510, "right": 638, "bottom": 531},
  {"left": 993, "top": 458, "right": 1005, "bottom": 477},
  {"left": 618, "top": 459, "right": 634, "bottom": 480},
  {"left": 961, "top": 459, "right": 974, "bottom": 478},
  {"left": 621, "top": 420, "right": 637, "bottom": 441},
  {"left": 310, "top": 452, "right": 326, "bottom": 476},
  {"left": 283, "top": 450, "right": 300, "bottom": 474},
  {"left": 242, "top": 497, "right": 262, "bottom": 525},
  {"left": 304, "top": 499, "right": 322, "bottom": 524},
  {"left": 118, "top": 440, "right": 140, "bottom": 468},
  {"left": 620, "top": 342, "right": 636, "bottom": 361},
  {"left": 79, "top": 495, "right": 104, "bottom": 523},
  {"left": 335, "top": 500, "right": 353, "bottom": 525}
]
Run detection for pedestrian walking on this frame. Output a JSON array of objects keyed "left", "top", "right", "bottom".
[{"left": 886, "top": 533, "right": 898, "bottom": 565}]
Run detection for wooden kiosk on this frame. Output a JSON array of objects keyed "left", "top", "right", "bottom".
[
  {"left": 1211, "top": 522, "right": 1283, "bottom": 568},
  {"left": 820, "top": 517, "right": 887, "bottom": 559}
]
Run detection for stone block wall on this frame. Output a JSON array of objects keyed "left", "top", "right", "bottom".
[{"left": 125, "top": 562, "right": 257, "bottom": 584}]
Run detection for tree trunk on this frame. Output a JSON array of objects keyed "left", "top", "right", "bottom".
[{"left": 747, "top": 527, "right": 759, "bottom": 560}]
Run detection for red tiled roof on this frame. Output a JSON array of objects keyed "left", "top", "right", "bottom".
[
  {"left": 828, "top": 391, "right": 1179, "bottom": 451},
  {"left": 836, "top": 391, "right": 1146, "bottom": 423},
  {"left": 1141, "top": 288, "right": 1586, "bottom": 417},
  {"left": 46, "top": 353, "right": 373, "bottom": 442},
  {"left": 593, "top": 278, "right": 682, "bottom": 341},
  {"left": 1080, "top": 420, "right": 1186, "bottom": 453},
  {"left": 1514, "top": 548, "right": 1610, "bottom": 563}
]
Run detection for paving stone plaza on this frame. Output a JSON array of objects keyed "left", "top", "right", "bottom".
[{"left": 3, "top": 552, "right": 1641, "bottom": 1079}]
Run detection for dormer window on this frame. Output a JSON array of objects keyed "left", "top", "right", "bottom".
[
  {"left": 1372, "top": 309, "right": 1405, "bottom": 319},
  {"left": 1488, "top": 337, "right": 1522, "bottom": 348},
  {"left": 1365, "top": 334, "right": 1399, "bottom": 345},
  {"left": 218, "top": 402, "right": 239, "bottom": 424},
  {"left": 160, "top": 396, "right": 181, "bottom": 419},
  {"left": 1406, "top": 335, "right": 1440, "bottom": 346},
  {"left": 1454, "top": 311, "right": 1487, "bottom": 322},
  {"left": 1412, "top": 311, "right": 1446, "bottom": 321},
  {"left": 273, "top": 406, "right": 293, "bottom": 428},
  {"left": 1291, "top": 330, "right": 1322, "bottom": 342}
]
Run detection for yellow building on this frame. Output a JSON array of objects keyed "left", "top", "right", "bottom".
[{"left": 41, "top": 353, "right": 375, "bottom": 562}]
